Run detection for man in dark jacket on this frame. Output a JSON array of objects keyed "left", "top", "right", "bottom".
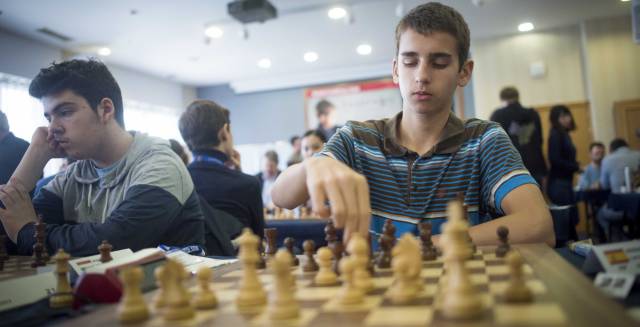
[
  {"left": 490, "top": 86, "right": 548, "bottom": 187},
  {"left": 0, "top": 110, "right": 30, "bottom": 185},
  {"left": 179, "top": 100, "right": 264, "bottom": 238}
]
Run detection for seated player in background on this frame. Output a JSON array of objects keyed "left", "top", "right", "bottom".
[
  {"left": 256, "top": 150, "right": 281, "bottom": 208},
  {"left": 286, "top": 135, "right": 303, "bottom": 167},
  {"left": 315, "top": 99, "right": 342, "bottom": 141},
  {"left": 0, "top": 110, "right": 31, "bottom": 186},
  {"left": 577, "top": 142, "right": 605, "bottom": 190},
  {"left": 272, "top": 2, "right": 554, "bottom": 246},
  {"left": 0, "top": 59, "right": 205, "bottom": 256},
  {"left": 179, "top": 100, "right": 264, "bottom": 237},
  {"left": 301, "top": 129, "right": 327, "bottom": 160}
]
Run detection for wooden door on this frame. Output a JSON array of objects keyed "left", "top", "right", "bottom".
[
  {"left": 534, "top": 101, "right": 593, "bottom": 171},
  {"left": 613, "top": 99, "right": 640, "bottom": 150}
]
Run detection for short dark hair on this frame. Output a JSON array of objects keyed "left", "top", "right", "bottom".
[
  {"left": 500, "top": 86, "right": 519, "bottom": 102},
  {"left": 289, "top": 135, "right": 300, "bottom": 145},
  {"left": 179, "top": 100, "right": 230, "bottom": 151},
  {"left": 264, "top": 150, "right": 279, "bottom": 165},
  {"left": 304, "top": 129, "right": 327, "bottom": 143},
  {"left": 315, "top": 99, "right": 334, "bottom": 117},
  {"left": 610, "top": 138, "right": 628, "bottom": 153},
  {"left": 589, "top": 142, "right": 605, "bottom": 151},
  {"left": 549, "top": 104, "right": 575, "bottom": 132},
  {"left": 395, "top": 2, "right": 470, "bottom": 70},
  {"left": 0, "top": 110, "right": 8, "bottom": 133},
  {"left": 29, "top": 59, "right": 125, "bottom": 128},
  {"left": 169, "top": 139, "right": 189, "bottom": 165}
]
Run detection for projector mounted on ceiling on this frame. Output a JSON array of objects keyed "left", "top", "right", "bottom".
[{"left": 227, "top": 0, "right": 278, "bottom": 24}]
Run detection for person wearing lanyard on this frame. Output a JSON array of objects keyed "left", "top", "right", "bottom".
[{"left": 179, "top": 100, "right": 264, "bottom": 238}]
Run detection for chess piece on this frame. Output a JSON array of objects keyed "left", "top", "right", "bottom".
[
  {"left": 324, "top": 220, "right": 344, "bottom": 274},
  {"left": 284, "top": 237, "right": 300, "bottom": 266},
  {"left": 194, "top": 266, "right": 218, "bottom": 309},
  {"left": 419, "top": 222, "right": 437, "bottom": 261},
  {"left": 49, "top": 249, "right": 73, "bottom": 309},
  {"left": 314, "top": 247, "right": 338, "bottom": 285},
  {"left": 387, "top": 234, "right": 422, "bottom": 304},
  {"left": 337, "top": 256, "right": 363, "bottom": 305},
  {"left": 0, "top": 235, "right": 8, "bottom": 271},
  {"left": 440, "top": 200, "right": 484, "bottom": 320},
  {"left": 376, "top": 219, "right": 396, "bottom": 269},
  {"left": 302, "top": 240, "right": 319, "bottom": 272},
  {"left": 268, "top": 249, "right": 300, "bottom": 320},
  {"left": 347, "top": 234, "right": 374, "bottom": 293},
  {"left": 153, "top": 266, "right": 168, "bottom": 308},
  {"left": 496, "top": 226, "right": 511, "bottom": 258},
  {"left": 163, "top": 259, "right": 195, "bottom": 321},
  {"left": 257, "top": 242, "right": 267, "bottom": 269},
  {"left": 264, "top": 228, "right": 278, "bottom": 259},
  {"left": 31, "top": 218, "right": 48, "bottom": 268},
  {"left": 235, "top": 228, "right": 267, "bottom": 310},
  {"left": 98, "top": 240, "right": 113, "bottom": 263},
  {"left": 117, "top": 266, "right": 150, "bottom": 323},
  {"left": 503, "top": 251, "right": 533, "bottom": 303}
]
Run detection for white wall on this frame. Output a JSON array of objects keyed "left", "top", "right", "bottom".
[
  {"left": 471, "top": 25, "right": 587, "bottom": 120},
  {"left": 582, "top": 15, "right": 640, "bottom": 145},
  {"left": 0, "top": 29, "right": 195, "bottom": 113}
]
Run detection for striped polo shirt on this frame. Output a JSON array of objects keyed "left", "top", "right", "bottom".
[{"left": 319, "top": 111, "right": 536, "bottom": 238}]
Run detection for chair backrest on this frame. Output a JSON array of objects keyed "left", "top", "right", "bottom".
[{"left": 198, "top": 195, "right": 242, "bottom": 256}]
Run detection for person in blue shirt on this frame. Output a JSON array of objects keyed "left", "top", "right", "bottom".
[
  {"left": 271, "top": 2, "right": 554, "bottom": 247},
  {"left": 0, "top": 110, "right": 30, "bottom": 186},
  {"left": 597, "top": 138, "right": 640, "bottom": 241},
  {"left": 577, "top": 142, "right": 605, "bottom": 190},
  {"left": 179, "top": 100, "right": 264, "bottom": 238}
]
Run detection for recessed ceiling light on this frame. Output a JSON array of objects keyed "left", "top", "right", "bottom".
[
  {"left": 257, "top": 58, "right": 272, "bottom": 69},
  {"left": 304, "top": 51, "right": 319, "bottom": 63},
  {"left": 356, "top": 44, "right": 372, "bottom": 55},
  {"left": 518, "top": 22, "right": 534, "bottom": 32},
  {"left": 621, "top": 0, "right": 630, "bottom": 2},
  {"left": 205, "top": 26, "right": 224, "bottom": 39},
  {"left": 328, "top": 6, "right": 347, "bottom": 20},
  {"left": 97, "top": 47, "right": 111, "bottom": 56}
]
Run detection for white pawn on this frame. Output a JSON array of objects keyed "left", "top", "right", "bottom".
[
  {"left": 153, "top": 266, "right": 168, "bottom": 309},
  {"left": 387, "top": 234, "right": 421, "bottom": 304},
  {"left": 338, "top": 256, "right": 364, "bottom": 305},
  {"left": 163, "top": 260, "right": 195, "bottom": 321},
  {"left": 194, "top": 266, "right": 218, "bottom": 309},
  {"left": 347, "top": 234, "right": 374, "bottom": 293},
  {"left": 314, "top": 247, "right": 338, "bottom": 286},
  {"left": 235, "top": 228, "right": 267, "bottom": 311},
  {"left": 268, "top": 249, "right": 300, "bottom": 320},
  {"left": 118, "top": 266, "right": 149, "bottom": 323},
  {"left": 503, "top": 251, "right": 533, "bottom": 303}
]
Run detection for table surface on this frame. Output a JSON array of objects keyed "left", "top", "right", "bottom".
[{"left": 52, "top": 244, "right": 638, "bottom": 327}]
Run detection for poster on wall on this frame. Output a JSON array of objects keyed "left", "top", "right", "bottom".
[{"left": 304, "top": 79, "right": 402, "bottom": 131}]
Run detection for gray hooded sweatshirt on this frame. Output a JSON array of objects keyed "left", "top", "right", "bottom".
[{"left": 16, "top": 132, "right": 205, "bottom": 256}]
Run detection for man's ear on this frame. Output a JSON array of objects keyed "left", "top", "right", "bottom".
[
  {"left": 97, "top": 98, "right": 115, "bottom": 123},
  {"left": 457, "top": 59, "right": 474, "bottom": 87},
  {"left": 218, "top": 123, "right": 230, "bottom": 142},
  {"left": 392, "top": 58, "right": 399, "bottom": 84}
]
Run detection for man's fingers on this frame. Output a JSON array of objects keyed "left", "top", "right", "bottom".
[
  {"left": 308, "top": 180, "right": 330, "bottom": 218},
  {"left": 355, "top": 174, "right": 371, "bottom": 238},
  {"left": 324, "top": 176, "right": 347, "bottom": 230}
]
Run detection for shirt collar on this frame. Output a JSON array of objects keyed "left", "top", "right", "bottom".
[
  {"left": 191, "top": 149, "right": 229, "bottom": 163},
  {"left": 383, "top": 111, "right": 466, "bottom": 157}
]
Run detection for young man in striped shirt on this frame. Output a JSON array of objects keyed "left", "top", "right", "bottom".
[{"left": 272, "top": 2, "right": 554, "bottom": 247}]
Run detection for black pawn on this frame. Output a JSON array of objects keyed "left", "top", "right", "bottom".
[
  {"left": 284, "top": 237, "right": 299, "bottom": 266},
  {"left": 496, "top": 226, "right": 511, "bottom": 258},
  {"left": 419, "top": 222, "right": 437, "bottom": 261},
  {"left": 302, "top": 240, "right": 318, "bottom": 272},
  {"left": 375, "top": 219, "right": 396, "bottom": 269}
]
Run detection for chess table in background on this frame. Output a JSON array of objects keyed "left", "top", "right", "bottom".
[
  {"left": 61, "top": 244, "right": 636, "bottom": 327},
  {"left": 0, "top": 256, "right": 54, "bottom": 282}
]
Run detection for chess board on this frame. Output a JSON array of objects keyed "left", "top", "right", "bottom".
[
  {"left": 61, "top": 244, "right": 635, "bottom": 327},
  {"left": 0, "top": 256, "right": 54, "bottom": 282}
]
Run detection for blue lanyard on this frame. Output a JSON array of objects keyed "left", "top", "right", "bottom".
[{"left": 193, "top": 155, "right": 225, "bottom": 166}]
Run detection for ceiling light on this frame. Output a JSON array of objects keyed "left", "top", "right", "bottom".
[
  {"left": 97, "top": 47, "right": 111, "bottom": 56},
  {"left": 518, "top": 22, "right": 534, "bottom": 32},
  {"left": 356, "top": 44, "right": 372, "bottom": 55},
  {"left": 257, "top": 58, "right": 271, "bottom": 69},
  {"left": 328, "top": 6, "right": 347, "bottom": 20},
  {"left": 205, "top": 26, "right": 224, "bottom": 39},
  {"left": 304, "top": 51, "right": 319, "bottom": 63},
  {"left": 621, "top": 0, "right": 630, "bottom": 2}
]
